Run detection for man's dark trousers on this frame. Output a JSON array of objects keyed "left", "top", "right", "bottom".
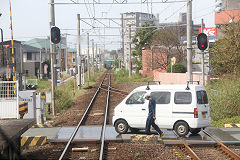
[{"left": 146, "top": 116, "right": 163, "bottom": 135}]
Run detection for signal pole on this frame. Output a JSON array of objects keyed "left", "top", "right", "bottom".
[
  {"left": 128, "top": 25, "right": 132, "bottom": 78},
  {"left": 87, "top": 33, "right": 90, "bottom": 82},
  {"left": 95, "top": 43, "right": 98, "bottom": 72},
  {"left": 49, "top": 0, "right": 56, "bottom": 116},
  {"left": 201, "top": 18, "right": 205, "bottom": 86},
  {"left": 187, "top": 0, "right": 193, "bottom": 83},
  {"left": 77, "top": 14, "right": 81, "bottom": 89},
  {"left": 92, "top": 39, "right": 95, "bottom": 76}
]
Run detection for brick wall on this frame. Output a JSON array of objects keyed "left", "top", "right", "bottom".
[
  {"left": 153, "top": 70, "right": 209, "bottom": 85},
  {"left": 141, "top": 49, "right": 167, "bottom": 76}
]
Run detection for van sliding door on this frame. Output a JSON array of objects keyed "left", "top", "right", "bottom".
[{"left": 151, "top": 91, "right": 172, "bottom": 128}]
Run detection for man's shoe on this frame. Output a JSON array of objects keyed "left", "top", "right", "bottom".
[{"left": 160, "top": 132, "right": 165, "bottom": 138}]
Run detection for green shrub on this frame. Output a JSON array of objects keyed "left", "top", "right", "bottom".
[
  {"left": 55, "top": 80, "right": 74, "bottom": 112},
  {"left": 166, "top": 63, "right": 186, "bottom": 73},
  {"left": 114, "top": 69, "right": 153, "bottom": 83},
  {"left": 206, "top": 76, "right": 240, "bottom": 121}
]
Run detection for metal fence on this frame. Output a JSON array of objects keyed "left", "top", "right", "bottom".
[
  {"left": 0, "top": 81, "right": 19, "bottom": 119},
  {"left": 0, "top": 81, "right": 18, "bottom": 100}
]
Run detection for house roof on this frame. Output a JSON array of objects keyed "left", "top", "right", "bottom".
[
  {"left": 23, "top": 38, "right": 50, "bottom": 49},
  {"left": 22, "top": 44, "right": 40, "bottom": 53},
  {"left": 23, "top": 38, "right": 76, "bottom": 52}
]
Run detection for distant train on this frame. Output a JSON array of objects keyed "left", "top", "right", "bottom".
[{"left": 104, "top": 60, "right": 114, "bottom": 69}]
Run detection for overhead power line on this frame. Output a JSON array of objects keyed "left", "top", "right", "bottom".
[{"left": 52, "top": 0, "right": 186, "bottom": 5}]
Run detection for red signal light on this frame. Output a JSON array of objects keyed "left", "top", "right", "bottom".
[
  {"left": 55, "top": 38, "right": 58, "bottom": 41},
  {"left": 201, "top": 44, "right": 204, "bottom": 47}
]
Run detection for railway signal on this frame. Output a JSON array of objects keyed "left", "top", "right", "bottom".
[
  {"left": 197, "top": 33, "right": 208, "bottom": 51},
  {"left": 51, "top": 26, "right": 61, "bottom": 44}
]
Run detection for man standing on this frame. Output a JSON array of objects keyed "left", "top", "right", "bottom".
[{"left": 145, "top": 92, "right": 164, "bottom": 137}]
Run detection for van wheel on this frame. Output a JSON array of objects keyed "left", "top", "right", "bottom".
[
  {"left": 130, "top": 128, "right": 139, "bottom": 133},
  {"left": 174, "top": 121, "right": 189, "bottom": 137},
  {"left": 115, "top": 120, "right": 128, "bottom": 134},
  {"left": 190, "top": 128, "right": 201, "bottom": 135}
]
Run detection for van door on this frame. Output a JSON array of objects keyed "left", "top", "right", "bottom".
[
  {"left": 123, "top": 91, "right": 147, "bottom": 128},
  {"left": 196, "top": 90, "right": 210, "bottom": 124},
  {"left": 151, "top": 91, "right": 172, "bottom": 129},
  {"left": 172, "top": 91, "right": 193, "bottom": 125}
]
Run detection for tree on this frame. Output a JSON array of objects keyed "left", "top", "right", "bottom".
[
  {"left": 210, "top": 22, "right": 240, "bottom": 75},
  {"left": 132, "top": 23, "right": 157, "bottom": 71},
  {"left": 150, "top": 27, "right": 185, "bottom": 70}
]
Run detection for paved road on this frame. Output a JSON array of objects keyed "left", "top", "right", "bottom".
[
  {"left": 57, "top": 76, "right": 74, "bottom": 86},
  {"left": 22, "top": 126, "right": 240, "bottom": 142}
]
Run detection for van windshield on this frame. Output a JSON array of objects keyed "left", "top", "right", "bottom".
[
  {"left": 126, "top": 91, "right": 146, "bottom": 104},
  {"left": 197, "top": 90, "right": 208, "bottom": 104}
]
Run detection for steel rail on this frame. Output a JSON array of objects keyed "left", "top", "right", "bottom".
[
  {"left": 203, "top": 130, "right": 240, "bottom": 160},
  {"left": 100, "top": 87, "right": 127, "bottom": 97},
  {"left": 99, "top": 72, "right": 111, "bottom": 160},
  {"left": 59, "top": 72, "right": 108, "bottom": 160},
  {"left": 180, "top": 138, "right": 201, "bottom": 160},
  {"left": 173, "top": 131, "right": 200, "bottom": 160},
  {"left": 101, "top": 85, "right": 129, "bottom": 94},
  {"left": 110, "top": 86, "right": 129, "bottom": 94}
]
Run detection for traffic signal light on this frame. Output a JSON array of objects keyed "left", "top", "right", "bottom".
[
  {"left": 51, "top": 26, "right": 61, "bottom": 44},
  {"left": 197, "top": 33, "right": 208, "bottom": 51}
]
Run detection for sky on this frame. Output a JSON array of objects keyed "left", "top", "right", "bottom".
[{"left": 0, "top": 0, "right": 215, "bottom": 50}]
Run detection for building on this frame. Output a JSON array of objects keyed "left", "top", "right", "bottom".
[
  {"left": 0, "top": 40, "right": 43, "bottom": 90},
  {"left": 121, "top": 12, "right": 159, "bottom": 68},
  {"left": 24, "top": 38, "right": 77, "bottom": 74},
  {"left": 159, "top": 13, "right": 202, "bottom": 36},
  {"left": 215, "top": 0, "right": 240, "bottom": 25}
]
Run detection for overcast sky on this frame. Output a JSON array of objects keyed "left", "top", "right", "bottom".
[{"left": 0, "top": 0, "right": 215, "bottom": 50}]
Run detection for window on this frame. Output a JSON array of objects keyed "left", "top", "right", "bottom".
[
  {"left": 151, "top": 92, "right": 171, "bottom": 104},
  {"left": 27, "top": 52, "right": 32, "bottom": 60},
  {"left": 197, "top": 90, "right": 208, "bottom": 104},
  {"left": 174, "top": 92, "right": 192, "bottom": 104},
  {"left": 126, "top": 91, "right": 146, "bottom": 104}
]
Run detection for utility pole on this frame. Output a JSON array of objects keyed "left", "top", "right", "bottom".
[
  {"left": 201, "top": 18, "right": 205, "bottom": 86},
  {"left": 49, "top": 0, "right": 56, "bottom": 116},
  {"left": 0, "top": 28, "right": 4, "bottom": 68},
  {"left": 92, "top": 39, "right": 95, "bottom": 76},
  {"left": 87, "top": 33, "right": 90, "bottom": 82},
  {"left": 128, "top": 25, "right": 132, "bottom": 78},
  {"left": 187, "top": 0, "right": 193, "bottom": 83},
  {"left": 65, "top": 34, "right": 68, "bottom": 73},
  {"left": 95, "top": 43, "right": 98, "bottom": 72},
  {"left": 40, "top": 48, "right": 43, "bottom": 79},
  {"left": 77, "top": 14, "right": 81, "bottom": 89},
  {"left": 99, "top": 49, "right": 102, "bottom": 71}
]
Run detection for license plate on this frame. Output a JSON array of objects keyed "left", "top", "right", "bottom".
[{"left": 202, "top": 113, "right": 206, "bottom": 118}]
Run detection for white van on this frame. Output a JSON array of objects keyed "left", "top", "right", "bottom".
[{"left": 112, "top": 83, "right": 211, "bottom": 136}]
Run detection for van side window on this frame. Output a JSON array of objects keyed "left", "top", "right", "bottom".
[
  {"left": 151, "top": 92, "right": 171, "bottom": 104},
  {"left": 174, "top": 92, "right": 192, "bottom": 104},
  {"left": 126, "top": 91, "right": 146, "bottom": 104},
  {"left": 197, "top": 90, "right": 208, "bottom": 104}
]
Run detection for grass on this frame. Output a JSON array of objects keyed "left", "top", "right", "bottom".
[
  {"left": 54, "top": 70, "right": 105, "bottom": 114},
  {"left": 83, "top": 69, "right": 106, "bottom": 87},
  {"left": 206, "top": 75, "right": 240, "bottom": 127},
  {"left": 114, "top": 69, "right": 153, "bottom": 84},
  {"left": 211, "top": 116, "right": 240, "bottom": 128},
  {"left": 37, "top": 79, "right": 51, "bottom": 93}
]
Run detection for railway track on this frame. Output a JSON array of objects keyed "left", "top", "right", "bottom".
[
  {"left": 175, "top": 130, "right": 240, "bottom": 160},
  {"left": 59, "top": 70, "right": 112, "bottom": 160}
]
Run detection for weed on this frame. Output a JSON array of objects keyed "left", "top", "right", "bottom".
[{"left": 206, "top": 75, "right": 240, "bottom": 125}]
